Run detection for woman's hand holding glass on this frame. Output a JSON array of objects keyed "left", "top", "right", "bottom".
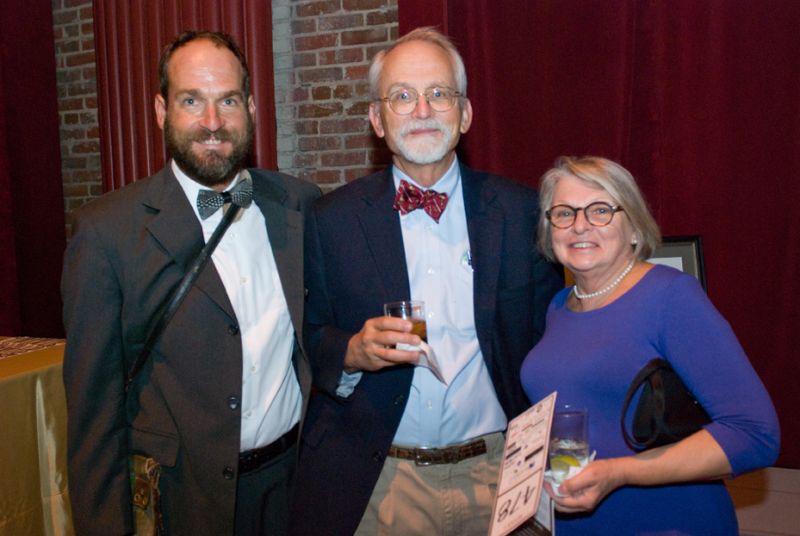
[{"left": 546, "top": 457, "right": 626, "bottom": 513}]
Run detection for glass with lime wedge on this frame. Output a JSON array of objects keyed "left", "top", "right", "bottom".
[{"left": 549, "top": 406, "right": 589, "bottom": 483}]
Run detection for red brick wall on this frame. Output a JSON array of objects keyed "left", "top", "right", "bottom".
[
  {"left": 52, "top": 0, "right": 100, "bottom": 237},
  {"left": 273, "top": 0, "right": 397, "bottom": 191}
]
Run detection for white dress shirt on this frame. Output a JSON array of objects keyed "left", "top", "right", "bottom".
[{"left": 172, "top": 160, "right": 301, "bottom": 451}]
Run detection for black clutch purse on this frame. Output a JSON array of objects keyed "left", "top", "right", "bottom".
[{"left": 621, "top": 358, "right": 711, "bottom": 451}]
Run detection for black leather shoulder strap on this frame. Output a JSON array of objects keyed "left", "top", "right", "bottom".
[{"left": 124, "top": 204, "right": 243, "bottom": 391}]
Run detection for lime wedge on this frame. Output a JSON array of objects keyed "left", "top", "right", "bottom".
[{"left": 550, "top": 455, "right": 581, "bottom": 474}]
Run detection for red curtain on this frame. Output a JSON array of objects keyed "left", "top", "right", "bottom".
[
  {"left": 93, "top": 0, "right": 277, "bottom": 191},
  {"left": 0, "top": 0, "right": 66, "bottom": 336},
  {"left": 401, "top": 0, "right": 800, "bottom": 468}
]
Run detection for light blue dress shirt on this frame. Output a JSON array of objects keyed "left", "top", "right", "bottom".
[{"left": 391, "top": 158, "right": 507, "bottom": 446}]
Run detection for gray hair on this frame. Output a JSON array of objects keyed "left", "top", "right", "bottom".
[
  {"left": 537, "top": 156, "right": 661, "bottom": 262},
  {"left": 368, "top": 26, "right": 468, "bottom": 100}
]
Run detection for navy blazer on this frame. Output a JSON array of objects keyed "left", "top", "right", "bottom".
[{"left": 290, "top": 164, "right": 563, "bottom": 535}]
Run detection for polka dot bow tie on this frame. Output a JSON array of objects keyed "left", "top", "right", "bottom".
[
  {"left": 392, "top": 179, "right": 449, "bottom": 223},
  {"left": 196, "top": 178, "right": 253, "bottom": 220}
]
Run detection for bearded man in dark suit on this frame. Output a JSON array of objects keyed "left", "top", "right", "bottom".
[
  {"left": 62, "top": 31, "right": 320, "bottom": 536},
  {"left": 290, "top": 27, "right": 563, "bottom": 536}
]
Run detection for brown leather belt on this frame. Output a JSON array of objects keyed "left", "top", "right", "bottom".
[
  {"left": 239, "top": 424, "right": 299, "bottom": 474},
  {"left": 388, "top": 438, "right": 487, "bottom": 466}
]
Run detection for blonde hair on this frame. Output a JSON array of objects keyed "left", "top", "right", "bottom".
[{"left": 537, "top": 156, "right": 661, "bottom": 262}]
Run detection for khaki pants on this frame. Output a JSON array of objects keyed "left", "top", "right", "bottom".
[{"left": 355, "top": 432, "right": 504, "bottom": 536}]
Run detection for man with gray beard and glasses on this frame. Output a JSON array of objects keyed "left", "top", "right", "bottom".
[
  {"left": 289, "top": 27, "right": 562, "bottom": 536},
  {"left": 62, "top": 30, "right": 319, "bottom": 536}
]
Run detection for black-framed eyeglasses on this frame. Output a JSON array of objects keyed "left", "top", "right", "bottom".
[
  {"left": 545, "top": 202, "right": 625, "bottom": 229},
  {"left": 377, "top": 87, "right": 463, "bottom": 115}
]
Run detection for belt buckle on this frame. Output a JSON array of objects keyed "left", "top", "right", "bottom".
[
  {"left": 413, "top": 447, "right": 435, "bottom": 466},
  {"left": 412, "top": 446, "right": 460, "bottom": 466}
]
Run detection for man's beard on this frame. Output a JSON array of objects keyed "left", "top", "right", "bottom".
[
  {"left": 164, "top": 114, "right": 254, "bottom": 188},
  {"left": 394, "top": 118, "right": 455, "bottom": 165}
]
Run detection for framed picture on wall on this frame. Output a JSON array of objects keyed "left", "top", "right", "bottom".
[{"left": 647, "top": 235, "right": 707, "bottom": 291}]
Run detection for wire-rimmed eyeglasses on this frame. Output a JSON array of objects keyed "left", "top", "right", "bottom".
[
  {"left": 545, "top": 202, "right": 625, "bottom": 229},
  {"left": 377, "top": 87, "right": 463, "bottom": 115}
]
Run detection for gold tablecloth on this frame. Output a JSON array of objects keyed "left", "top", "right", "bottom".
[{"left": 0, "top": 337, "right": 73, "bottom": 535}]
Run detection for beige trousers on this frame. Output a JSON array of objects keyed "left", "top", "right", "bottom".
[{"left": 354, "top": 432, "right": 505, "bottom": 536}]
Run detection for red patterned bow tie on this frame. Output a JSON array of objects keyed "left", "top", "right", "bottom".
[{"left": 392, "top": 179, "right": 449, "bottom": 223}]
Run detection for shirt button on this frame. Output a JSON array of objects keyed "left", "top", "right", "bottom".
[
  {"left": 223, "top": 467, "right": 235, "bottom": 480},
  {"left": 250, "top": 365, "right": 257, "bottom": 373},
  {"left": 227, "top": 396, "right": 240, "bottom": 410},
  {"left": 228, "top": 324, "right": 240, "bottom": 336},
  {"left": 240, "top": 276, "right": 248, "bottom": 285},
  {"left": 427, "top": 268, "right": 435, "bottom": 275}
]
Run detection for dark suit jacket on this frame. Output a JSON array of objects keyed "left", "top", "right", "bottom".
[
  {"left": 289, "top": 164, "right": 563, "bottom": 535},
  {"left": 61, "top": 166, "right": 320, "bottom": 536}
]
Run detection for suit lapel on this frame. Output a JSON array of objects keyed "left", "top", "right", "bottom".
[
  {"left": 143, "top": 167, "right": 236, "bottom": 320},
  {"left": 462, "top": 165, "right": 503, "bottom": 368},
  {"left": 251, "top": 172, "right": 306, "bottom": 338},
  {"left": 357, "top": 169, "right": 411, "bottom": 302}
]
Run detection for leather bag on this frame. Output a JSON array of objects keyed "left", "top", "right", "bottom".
[
  {"left": 130, "top": 454, "right": 163, "bottom": 535},
  {"left": 621, "top": 358, "right": 711, "bottom": 451}
]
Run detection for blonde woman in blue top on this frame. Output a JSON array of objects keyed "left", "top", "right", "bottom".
[{"left": 521, "top": 156, "right": 779, "bottom": 535}]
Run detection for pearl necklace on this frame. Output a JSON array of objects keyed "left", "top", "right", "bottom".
[{"left": 573, "top": 259, "right": 635, "bottom": 300}]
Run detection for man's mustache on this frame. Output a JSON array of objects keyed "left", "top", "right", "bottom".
[
  {"left": 191, "top": 128, "right": 237, "bottom": 143},
  {"left": 399, "top": 119, "right": 445, "bottom": 137}
]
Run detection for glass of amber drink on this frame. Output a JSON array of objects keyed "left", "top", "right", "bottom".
[{"left": 383, "top": 300, "right": 427, "bottom": 342}]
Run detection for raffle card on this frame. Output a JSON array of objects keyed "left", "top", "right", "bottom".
[{"left": 488, "top": 391, "right": 557, "bottom": 536}]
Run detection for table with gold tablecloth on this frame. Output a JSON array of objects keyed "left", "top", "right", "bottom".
[{"left": 0, "top": 337, "right": 73, "bottom": 535}]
